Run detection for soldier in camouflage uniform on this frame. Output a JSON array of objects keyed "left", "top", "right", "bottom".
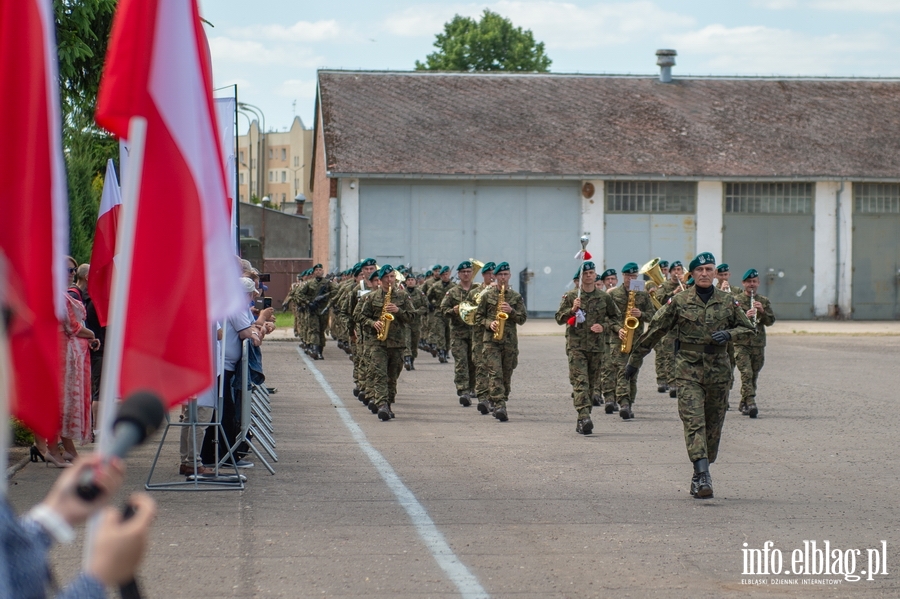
[
  {"left": 355, "top": 265, "right": 415, "bottom": 421},
  {"left": 626, "top": 252, "right": 755, "bottom": 499},
  {"left": 297, "top": 264, "right": 332, "bottom": 360},
  {"left": 355, "top": 266, "right": 381, "bottom": 406},
  {"left": 441, "top": 261, "right": 480, "bottom": 406},
  {"left": 403, "top": 273, "right": 428, "bottom": 370},
  {"left": 468, "top": 262, "right": 495, "bottom": 413},
  {"left": 342, "top": 259, "right": 376, "bottom": 399},
  {"left": 473, "top": 262, "right": 527, "bottom": 422},
  {"left": 733, "top": 269, "right": 775, "bottom": 418},
  {"left": 426, "top": 266, "right": 454, "bottom": 363},
  {"left": 555, "top": 261, "right": 621, "bottom": 435},
  {"left": 606, "top": 262, "right": 655, "bottom": 419},
  {"left": 283, "top": 274, "right": 303, "bottom": 339},
  {"left": 653, "top": 260, "right": 687, "bottom": 398},
  {"left": 598, "top": 269, "right": 619, "bottom": 408},
  {"left": 420, "top": 265, "right": 441, "bottom": 357},
  {"left": 652, "top": 260, "right": 670, "bottom": 393},
  {"left": 289, "top": 269, "right": 311, "bottom": 349}
]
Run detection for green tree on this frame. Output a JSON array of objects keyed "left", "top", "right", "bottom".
[
  {"left": 54, "top": 0, "right": 118, "bottom": 263},
  {"left": 416, "top": 10, "right": 551, "bottom": 72}
]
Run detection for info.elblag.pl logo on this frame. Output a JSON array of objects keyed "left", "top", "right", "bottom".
[{"left": 742, "top": 541, "right": 889, "bottom": 584}]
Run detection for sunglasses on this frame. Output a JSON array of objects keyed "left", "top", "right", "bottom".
[{"left": 68, "top": 267, "right": 76, "bottom": 274}]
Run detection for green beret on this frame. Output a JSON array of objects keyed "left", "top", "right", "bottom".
[
  {"left": 367, "top": 269, "right": 380, "bottom": 281},
  {"left": 582, "top": 260, "right": 595, "bottom": 272},
  {"left": 688, "top": 252, "right": 716, "bottom": 272},
  {"left": 439, "top": 266, "right": 450, "bottom": 274},
  {"left": 481, "top": 261, "right": 496, "bottom": 273},
  {"left": 716, "top": 263, "right": 729, "bottom": 273},
  {"left": 686, "top": 276, "right": 695, "bottom": 286},
  {"left": 457, "top": 260, "right": 473, "bottom": 271},
  {"left": 621, "top": 262, "right": 639, "bottom": 274},
  {"left": 670, "top": 260, "right": 683, "bottom": 269},
  {"left": 494, "top": 262, "right": 510, "bottom": 274},
  {"left": 378, "top": 264, "right": 394, "bottom": 279},
  {"left": 360, "top": 258, "right": 377, "bottom": 268},
  {"left": 600, "top": 269, "right": 616, "bottom": 280},
  {"left": 431, "top": 264, "right": 442, "bottom": 271},
  {"left": 658, "top": 260, "right": 669, "bottom": 268},
  {"left": 313, "top": 263, "right": 322, "bottom": 270},
  {"left": 743, "top": 268, "right": 759, "bottom": 281}
]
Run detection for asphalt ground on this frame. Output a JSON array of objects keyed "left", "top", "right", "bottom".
[{"left": 8, "top": 328, "right": 900, "bottom": 598}]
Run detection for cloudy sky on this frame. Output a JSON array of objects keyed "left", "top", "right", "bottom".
[{"left": 198, "top": 0, "right": 900, "bottom": 132}]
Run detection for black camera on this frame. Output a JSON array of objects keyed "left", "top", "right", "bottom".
[
  {"left": 254, "top": 297, "right": 272, "bottom": 311},
  {"left": 258, "top": 273, "right": 271, "bottom": 283}
]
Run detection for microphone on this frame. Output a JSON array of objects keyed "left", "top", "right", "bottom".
[{"left": 76, "top": 391, "right": 166, "bottom": 502}]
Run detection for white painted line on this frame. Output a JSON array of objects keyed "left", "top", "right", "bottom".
[{"left": 298, "top": 348, "right": 489, "bottom": 599}]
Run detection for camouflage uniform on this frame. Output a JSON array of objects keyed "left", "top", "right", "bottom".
[
  {"left": 653, "top": 279, "right": 681, "bottom": 393},
  {"left": 628, "top": 287, "right": 755, "bottom": 463},
  {"left": 426, "top": 279, "right": 454, "bottom": 355},
  {"left": 732, "top": 290, "right": 775, "bottom": 413},
  {"left": 607, "top": 285, "right": 655, "bottom": 412},
  {"left": 421, "top": 275, "right": 441, "bottom": 352},
  {"left": 404, "top": 285, "right": 428, "bottom": 361},
  {"left": 355, "top": 286, "right": 415, "bottom": 408},
  {"left": 466, "top": 285, "right": 491, "bottom": 402},
  {"left": 554, "top": 287, "right": 621, "bottom": 419},
  {"left": 298, "top": 276, "right": 333, "bottom": 349},
  {"left": 341, "top": 279, "right": 365, "bottom": 391},
  {"left": 284, "top": 282, "right": 302, "bottom": 338},
  {"left": 474, "top": 286, "right": 527, "bottom": 412},
  {"left": 441, "top": 283, "right": 480, "bottom": 398}
]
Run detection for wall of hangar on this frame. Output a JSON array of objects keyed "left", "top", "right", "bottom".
[{"left": 333, "top": 178, "right": 892, "bottom": 320}]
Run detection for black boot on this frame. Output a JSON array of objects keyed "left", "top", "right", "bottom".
[
  {"left": 353, "top": 386, "right": 360, "bottom": 397},
  {"left": 409, "top": 358, "right": 415, "bottom": 370},
  {"left": 576, "top": 417, "right": 593, "bottom": 435},
  {"left": 669, "top": 387, "right": 677, "bottom": 398},
  {"left": 458, "top": 392, "right": 472, "bottom": 407},
  {"left": 692, "top": 458, "right": 713, "bottom": 499},
  {"left": 619, "top": 403, "right": 633, "bottom": 420},
  {"left": 404, "top": 356, "right": 412, "bottom": 371},
  {"left": 657, "top": 384, "right": 668, "bottom": 393},
  {"left": 316, "top": 346, "right": 324, "bottom": 360}
]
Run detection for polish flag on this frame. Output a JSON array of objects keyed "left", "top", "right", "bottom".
[
  {"left": 94, "top": 0, "right": 245, "bottom": 407},
  {"left": 0, "top": 0, "right": 69, "bottom": 438},
  {"left": 87, "top": 159, "right": 121, "bottom": 327}
]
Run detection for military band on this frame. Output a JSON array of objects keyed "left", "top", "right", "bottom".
[{"left": 286, "top": 245, "right": 773, "bottom": 500}]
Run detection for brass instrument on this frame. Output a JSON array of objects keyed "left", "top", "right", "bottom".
[
  {"left": 750, "top": 291, "right": 757, "bottom": 327},
  {"left": 376, "top": 284, "right": 394, "bottom": 341},
  {"left": 459, "top": 285, "right": 489, "bottom": 325},
  {"left": 470, "top": 258, "right": 485, "bottom": 273},
  {"left": 639, "top": 258, "right": 665, "bottom": 310},
  {"left": 493, "top": 285, "right": 509, "bottom": 341},
  {"left": 620, "top": 288, "right": 639, "bottom": 354}
]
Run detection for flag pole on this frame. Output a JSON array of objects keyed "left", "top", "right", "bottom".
[
  {"left": 0, "top": 306, "right": 10, "bottom": 497},
  {"left": 84, "top": 116, "right": 147, "bottom": 566},
  {"left": 576, "top": 235, "right": 590, "bottom": 300}
]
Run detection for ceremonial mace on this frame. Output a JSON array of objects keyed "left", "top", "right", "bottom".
[{"left": 568, "top": 235, "right": 591, "bottom": 327}]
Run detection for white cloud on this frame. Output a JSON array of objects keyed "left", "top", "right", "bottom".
[
  {"left": 665, "top": 24, "right": 890, "bottom": 74},
  {"left": 276, "top": 79, "right": 317, "bottom": 99},
  {"left": 208, "top": 37, "right": 322, "bottom": 68},
  {"left": 230, "top": 20, "right": 345, "bottom": 42},
  {"left": 382, "top": 1, "right": 695, "bottom": 50},
  {"left": 809, "top": 0, "right": 900, "bottom": 11},
  {"left": 749, "top": 0, "right": 799, "bottom": 8}
]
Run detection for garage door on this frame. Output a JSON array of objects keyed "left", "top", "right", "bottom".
[
  {"left": 359, "top": 181, "right": 580, "bottom": 315},
  {"left": 722, "top": 183, "right": 815, "bottom": 319},
  {"left": 851, "top": 184, "right": 900, "bottom": 319},
  {"left": 604, "top": 181, "right": 697, "bottom": 273}
]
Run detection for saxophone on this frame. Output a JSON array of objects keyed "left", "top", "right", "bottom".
[
  {"left": 493, "top": 285, "right": 509, "bottom": 341},
  {"left": 376, "top": 285, "right": 394, "bottom": 341},
  {"left": 620, "top": 289, "right": 639, "bottom": 353}
]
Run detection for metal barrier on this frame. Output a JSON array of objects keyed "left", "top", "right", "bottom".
[{"left": 145, "top": 333, "right": 277, "bottom": 490}]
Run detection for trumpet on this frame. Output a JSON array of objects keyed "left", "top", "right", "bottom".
[
  {"left": 620, "top": 288, "right": 639, "bottom": 353},
  {"left": 376, "top": 285, "right": 394, "bottom": 341},
  {"left": 493, "top": 285, "right": 509, "bottom": 341}
]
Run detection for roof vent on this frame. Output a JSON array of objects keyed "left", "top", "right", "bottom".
[{"left": 656, "top": 49, "right": 677, "bottom": 83}]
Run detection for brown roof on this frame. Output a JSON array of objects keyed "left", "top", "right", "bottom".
[{"left": 316, "top": 70, "right": 900, "bottom": 180}]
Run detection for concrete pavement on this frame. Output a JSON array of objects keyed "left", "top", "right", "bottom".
[{"left": 8, "top": 333, "right": 900, "bottom": 597}]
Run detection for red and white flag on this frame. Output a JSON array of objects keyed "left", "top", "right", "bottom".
[
  {"left": 0, "top": 0, "right": 69, "bottom": 438},
  {"left": 88, "top": 159, "right": 121, "bottom": 327},
  {"left": 95, "top": 0, "right": 244, "bottom": 407}
]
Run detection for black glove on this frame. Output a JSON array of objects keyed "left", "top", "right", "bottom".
[
  {"left": 711, "top": 330, "right": 731, "bottom": 345},
  {"left": 623, "top": 364, "right": 638, "bottom": 380}
]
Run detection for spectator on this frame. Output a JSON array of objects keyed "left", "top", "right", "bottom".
[
  {"left": 59, "top": 285, "right": 96, "bottom": 460},
  {"left": 179, "top": 323, "right": 221, "bottom": 477}
]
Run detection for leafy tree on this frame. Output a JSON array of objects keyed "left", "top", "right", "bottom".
[
  {"left": 416, "top": 10, "right": 551, "bottom": 72},
  {"left": 54, "top": 0, "right": 118, "bottom": 263}
]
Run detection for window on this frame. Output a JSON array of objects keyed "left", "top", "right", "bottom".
[
  {"left": 281, "top": 148, "right": 286, "bottom": 160},
  {"left": 281, "top": 171, "right": 286, "bottom": 183},
  {"left": 293, "top": 156, "right": 299, "bottom": 167},
  {"left": 251, "top": 158, "right": 256, "bottom": 168},
  {"left": 605, "top": 181, "right": 696, "bottom": 213},
  {"left": 239, "top": 194, "right": 244, "bottom": 202},
  {"left": 239, "top": 151, "right": 244, "bottom": 163},
  {"left": 268, "top": 171, "right": 273, "bottom": 182},
  {"left": 725, "top": 183, "right": 812, "bottom": 214},
  {"left": 281, "top": 193, "right": 286, "bottom": 202},
  {"left": 854, "top": 183, "right": 900, "bottom": 214},
  {"left": 294, "top": 178, "right": 299, "bottom": 191},
  {"left": 268, "top": 148, "right": 273, "bottom": 159},
  {"left": 239, "top": 173, "right": 244, "bottom": 184}
]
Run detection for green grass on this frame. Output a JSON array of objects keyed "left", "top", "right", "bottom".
[{"left": 275, "top": 311, "right": 295, "bottom": 329}]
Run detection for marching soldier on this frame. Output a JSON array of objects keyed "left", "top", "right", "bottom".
[
  {"left": 606, "top": 262, "right": 654, "bottom": 419},
  {"left": 652, "top": 260, "right": 670, "bottom": 393},
  {"left": 344, "top": 259, "right": 377, "bottom": 400},
  {"left": 298, "top": 264, "right": 332, "bottom": 360},
  {"left": 421, "top": 265, "right": 442, "bottom": 357},
  {"left": 654, "top": 260, "right": 687, "bottom": 398},
  {"left": 733, "top": 269, "right": 775, "bottom": 418},
  {"left": 625, "top": 252, "right": 755, "bottom": 499},
  {"left": 441, "top": 261, "right": 480, "bottom": 406},
  {"left": 716, "top": 263, "right": 737, "bottom": 294},
  {"left": 598, "top": 268, "right": 619, "bottom": 408},
  {"left": 555, "top": 261, "right": 621, "bottom": 435},
  {"left": 426, "top": 266, "right": 454, "bottom": 363},
  {"left": 473, "top": 262, "right": 527, "bottom": 422},
  {"left": 284, "top": 273, "right": 303, "bottom": 339},
  {"left": 403, "top": 273, "right": 428, "bottom": 370},
  {"left": 469, "top": 262, "right": 495, "bottom": 413},
  {"left": 355, "top": 265, "right": 415, "bottom": 421}
]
